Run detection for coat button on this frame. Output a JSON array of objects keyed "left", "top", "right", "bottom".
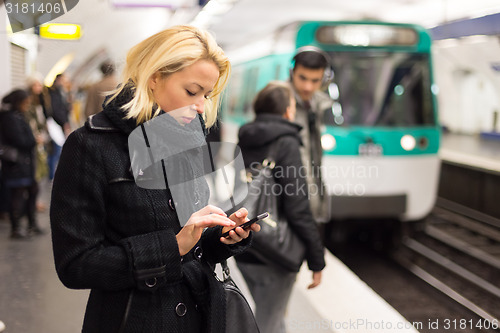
[
  {"left": 176, "top": 303, "right": 187, "bottom": 317},
  {"left": 145, "top": 278, "right": 157, "bottom": 288},
  {"left": 168, "top": 199, "right": 176, "bottom": 211},
  {"left": 194, "top": 246, "right": 203, "bottom": 260}
]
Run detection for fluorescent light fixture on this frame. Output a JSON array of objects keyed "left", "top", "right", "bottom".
[
  {"left": 111, "top": 0, "right": 191, "bottom": 7},
  {"left": 44, "top": 52, "right": 75, "bottom": 86},
  {"left": 191, "top": 0, "right": 239, "bottom": 28},
  {"left": 39, "top": 23, "right": 82, "bottom": 40}
]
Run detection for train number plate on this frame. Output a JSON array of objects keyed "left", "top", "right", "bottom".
[{"left": 358, "top": 143, "right": 383, "bottom": 156}]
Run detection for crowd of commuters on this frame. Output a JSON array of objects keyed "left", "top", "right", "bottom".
[
  {"left": 0, "top": 72, "right": 74, "bottom": 240},
  {"left": 0, "top": 23, "right": 334, "bottom": 332},
  {"left": 0, "top": 59, "right": 121, "bottom": 235}
]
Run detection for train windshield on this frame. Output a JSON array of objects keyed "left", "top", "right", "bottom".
[{"left": 323, "top": 52, "right": 435, "bottom": 127}]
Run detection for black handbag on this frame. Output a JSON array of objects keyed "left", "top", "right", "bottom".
[
  {"left": 220, "top": 260, "right": 260, "bottom": 333},
  {"left": 244, "top": 138, "right": 306, "bottom": 272}
]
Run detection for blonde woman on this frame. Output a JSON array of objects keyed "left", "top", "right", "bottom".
[{"left": 50, "top": 25, "right": 258, "bottom": 333}]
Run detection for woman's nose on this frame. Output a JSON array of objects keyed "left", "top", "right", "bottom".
[{"left": 194, "top": 101, "right": 205, "bottom": 114}]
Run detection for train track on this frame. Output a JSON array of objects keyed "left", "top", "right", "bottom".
[{"left": 393, "top": 202, "right": 500, "bottom": 332}]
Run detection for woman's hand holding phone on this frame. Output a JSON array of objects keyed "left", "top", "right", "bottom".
[{"left": 220, "top": 209, "right": 262, "bottom": 244}]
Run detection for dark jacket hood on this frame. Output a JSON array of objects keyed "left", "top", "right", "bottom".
[{"left": 238, "top": 114, "right": 303, "bottom": 149}]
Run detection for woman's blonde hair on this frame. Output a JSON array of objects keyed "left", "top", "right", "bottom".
[{"left": 108, "top": 25, "right": 231, "bottom": 127}]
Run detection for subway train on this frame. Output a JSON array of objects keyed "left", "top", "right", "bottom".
[{"left": 219, "top": 20, "right": 441, "bottom": 236}]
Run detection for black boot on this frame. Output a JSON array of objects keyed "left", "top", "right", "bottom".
[
  {"left": 27, "top": 215, "right": 45, "bottom": 236},
  {"left": 27, "top": 183, "right": 44, "bottom": 236},
  {"left": 28, "top": 225, "right": 45, "bottom": 236},
  {"left": 10, "top": 217, "right": 27, "bottom": 239}
]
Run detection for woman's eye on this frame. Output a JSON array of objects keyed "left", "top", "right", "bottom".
[{"left": 186, "top": 90, "right": 196, "bottom": 96}]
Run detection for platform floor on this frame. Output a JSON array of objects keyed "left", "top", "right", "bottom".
[
  {"left": 0, "top": 182, "right": 88, "bottom": 333},
  {"left": 440, "top": 132, "right": 500, "bottom": 173}
]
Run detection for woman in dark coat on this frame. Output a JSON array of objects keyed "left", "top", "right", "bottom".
[
  {"left": 0, "top": 89, "right": 42, "bottom": 239},
  {"left": 50, "top": 25, "right": 259, "bottom": 333},
  {"left": 236, "top": 81, "right": 326, "bottom": 333}
]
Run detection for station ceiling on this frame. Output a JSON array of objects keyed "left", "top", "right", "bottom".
[
  {"left": 24, "top": 0, "right": 500, "bottom": 82},
  {"left": 206, "top": 0, "right": 500, "bottom": 49}
]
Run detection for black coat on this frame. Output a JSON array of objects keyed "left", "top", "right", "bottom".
[
  {"left": 0, "top": 108, "right": 36, "bottom": 181},
  {"left": 236, "top": 114, "right": 325, "bottom": 272},
  {"left": 50, "top": 89, "right": 251, "bottom": 333},
  {"left": 48, "top": 86, "right": 70, "bottom": 127}
]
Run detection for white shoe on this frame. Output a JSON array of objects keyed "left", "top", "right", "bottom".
[{"left": 0, "top": 320, "right": 5, "bottom": 332}]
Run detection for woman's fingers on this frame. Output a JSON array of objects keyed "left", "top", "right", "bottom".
[
  {"left": 229, "top": 207, "right": 248, "bottom": 223},
  {"left": 192, "top": 213, "right": 235, "bottom": 229},
  {"left": 219, "top": 225, "right": 252, "bottom": 244},
  {"left": 307, "top": 271, "right": 322, "bottom": 289},
  {"left": 223, "top": 207, "right": 250, "bottom": 235},
  {"left": 249, "top": 222, "right": 260, "bottom": 233},
  {"left": 192, "top": 205, "right": 227, "bottom": 218}
]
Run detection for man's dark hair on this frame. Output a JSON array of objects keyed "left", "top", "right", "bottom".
[
  {"left": 293, "top": 49, "right": 329, "bottom": 70},
  {"left": 253, "top": 82, "right": 292, "bottom": 116},
  {"left": 100, "top": 61, "right": 115, "bottom": 76}
]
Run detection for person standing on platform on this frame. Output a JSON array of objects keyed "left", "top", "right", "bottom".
[
  {"left": 47, "top": 73, "right": 71, "bottom": 180},
  {"left": 50, "top": 25, "right": 259, "bottom": 333},
  {"left": 290, "top": 47, "right": 334, "bottom": 225},
  {"left": 0, "top": 89, "right": 43, "bottom": 239},
  {"left": 26, "top": 75, "right": 50, "bottom": 212},
  {"left": 83, "top": 60, "right": 118, "bottom": 119},
  {"left": 236, "top": 81, "right": 325, "bottom": 333}
]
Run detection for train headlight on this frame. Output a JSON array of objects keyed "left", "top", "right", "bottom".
[
  {"left": 400, "top": 135, "right": 416, "bottom": 151},
  {"left": 321, "top": 134, "right": 336, "bottom": 151}
]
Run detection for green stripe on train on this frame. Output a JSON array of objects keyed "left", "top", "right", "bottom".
[
  {"left": 323, "top": 127, "right": 440, "bottom": 155},
  {"left": 296, "top": 21, "right": 432, "bottom": 53}
]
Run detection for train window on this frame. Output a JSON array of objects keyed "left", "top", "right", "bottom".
[
  {"left": 274, "top": 64, "right": 282, "bottom": 80},
  {"left": 225, "top": 68, "right": 244, "bottom": 116},
  {"left": 316, "top": 25, "right": 418, "bottom": 47},
  {"left": 323, "top": 52, "right": 435, "bottom": 127},
  {"left": 242, "top": 67, "right": 259, "bottom": 115}
]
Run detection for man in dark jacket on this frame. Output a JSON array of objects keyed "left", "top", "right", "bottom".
[
  {"left": 290, "top": 47, "right": 334, "bottom": 224},
  {"left": 236, "top": 81, "right": 325, "bottom": 333},
  {"left": 47, "top": 73, "right": 71, "bottom": 180}
]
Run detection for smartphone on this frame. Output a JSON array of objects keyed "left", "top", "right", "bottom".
[{"left": 221, "top": 212, "right": 269, "bottom": 238}]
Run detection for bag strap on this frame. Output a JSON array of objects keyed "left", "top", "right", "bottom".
[{"left": 221, "top": 260, "right": 231, "bottom": 282}]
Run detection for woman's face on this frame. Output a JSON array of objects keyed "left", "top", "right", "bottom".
[
  {"left": 31, "top": 81, "right": 43, "bottom": 95},
  {"left": 149, "top": 59, "right": 220, "bottom": 125},
  {"left": 18, "top": 97, "right": 31, "bottom": 113}
]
